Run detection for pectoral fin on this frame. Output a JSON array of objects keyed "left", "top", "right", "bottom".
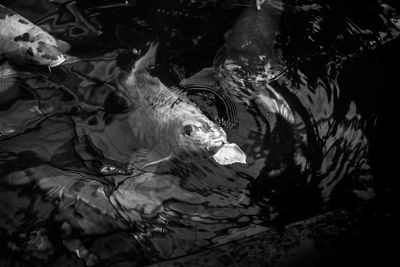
[
  {"left": 130, "top": 148, "right": 172, "bottom": 171},
  {"left": 213, "top": 143, "right": 247, "bottom": 165},
  {"left": 180, "top": 67, "right": 217, "bottom": 86}
]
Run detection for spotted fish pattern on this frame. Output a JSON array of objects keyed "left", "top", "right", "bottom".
[
  {"left": 0, "top": 4, "right": 70, "bottom": 67},
  {"left": 214, "top": 0, "right": 295, "bottom": 124}
]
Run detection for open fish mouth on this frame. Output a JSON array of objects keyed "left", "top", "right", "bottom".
[
  {"left": 212, "top": 143, "right": 247, "bottom": 165},
  {"left": 205, "top": 132, "right": 247, "bottom": 165}
]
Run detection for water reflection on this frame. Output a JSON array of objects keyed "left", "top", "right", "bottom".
[{"left": 1, "top": 0, "right": 398, "bottom": 265}]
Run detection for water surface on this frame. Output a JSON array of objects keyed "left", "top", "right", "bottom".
[{"left": 1, "top": 0, "right": 399, "bottom": 266}]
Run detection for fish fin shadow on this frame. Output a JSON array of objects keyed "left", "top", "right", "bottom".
[{"left": 129, "top": 148, "right": 173, "bottom": 172}]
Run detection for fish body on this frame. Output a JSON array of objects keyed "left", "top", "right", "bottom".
[
  {"left": 0, "top": 4, "right": 70, "bottom": 67},
  {"left": 215, "top": 0, "right": 295, "bottom": 123},
  {"left": 124, "top": 43, "right": 246, "bottom": 166}
]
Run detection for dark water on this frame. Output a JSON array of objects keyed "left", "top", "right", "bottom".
[{"left": 0, "top": 0, "right": 399, "bottom": 266}]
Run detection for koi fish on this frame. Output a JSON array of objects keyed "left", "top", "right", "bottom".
[
  {"left": 215, "top": 0, "right": 295, "bottom": 123},
  {"left": 124, "top": 43, "right": 247, "bottom": 168},
  {"left": 0, "top": 4, "right": 70, "bottom": 67}
]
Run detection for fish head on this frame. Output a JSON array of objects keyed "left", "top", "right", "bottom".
[
  {"left": 177, "top": 115, "right": 227, "bottom": 155},
  {"left": 171, "top": 107, "right": 246, "bottom": 165}
]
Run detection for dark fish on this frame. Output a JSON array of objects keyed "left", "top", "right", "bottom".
[
  {"left": 215, "top": 0, "right": 295, "bottom": 123},
  {"left": 0, "top": 4, "right": 70, "bottom": 67},
  {"left": 123, "top": 43, "right": 246, "bottom": 168}
]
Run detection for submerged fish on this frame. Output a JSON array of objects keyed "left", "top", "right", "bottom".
[
  {"left": 0, "top": 4, "right": 70, "bottom": 67},
  {"left": 123, "top": 43, "right": 247, "bottom": 168},
  {"left": 215, "top": 0, "right": 295, "bottom": 123}
]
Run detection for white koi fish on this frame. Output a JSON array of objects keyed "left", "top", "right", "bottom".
[
  {"left": 0, "top": 4, "right": 70, "bottom": 67},
  {"left": 124, "top": 43, "right": 247, "bottom": 168}
]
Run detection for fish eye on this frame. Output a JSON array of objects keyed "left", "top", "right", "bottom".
[{"left": 183, "top": 125, "right": 194, "bottom": 136}]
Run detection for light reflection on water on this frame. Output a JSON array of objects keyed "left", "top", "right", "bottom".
[{"left": 1, "top": 0, "right": 398, "bottom": 265}]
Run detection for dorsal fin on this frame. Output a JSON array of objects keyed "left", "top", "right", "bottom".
[
  {"left": 180, "top": 67, "right": 217, "bottom": 86},
  {"left": 124, "top": 42, "right": 159, "bottom": 100},
  {"left": 134, "top": 42, "right": 158, "bottom": 71},
  {"left": 125, "top": 42, "right": 158, "bottom": 84},
  {"left": 168, "top": 86, "right": 186, "bottom": 96}
]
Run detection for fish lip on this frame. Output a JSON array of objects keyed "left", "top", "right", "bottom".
[{"left": 207, "top": 136, "right": 226, "bottom": 152}]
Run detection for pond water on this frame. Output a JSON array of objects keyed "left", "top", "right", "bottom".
[{"left": 0, "top": 0, "right": 399, "bottom": 266}]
